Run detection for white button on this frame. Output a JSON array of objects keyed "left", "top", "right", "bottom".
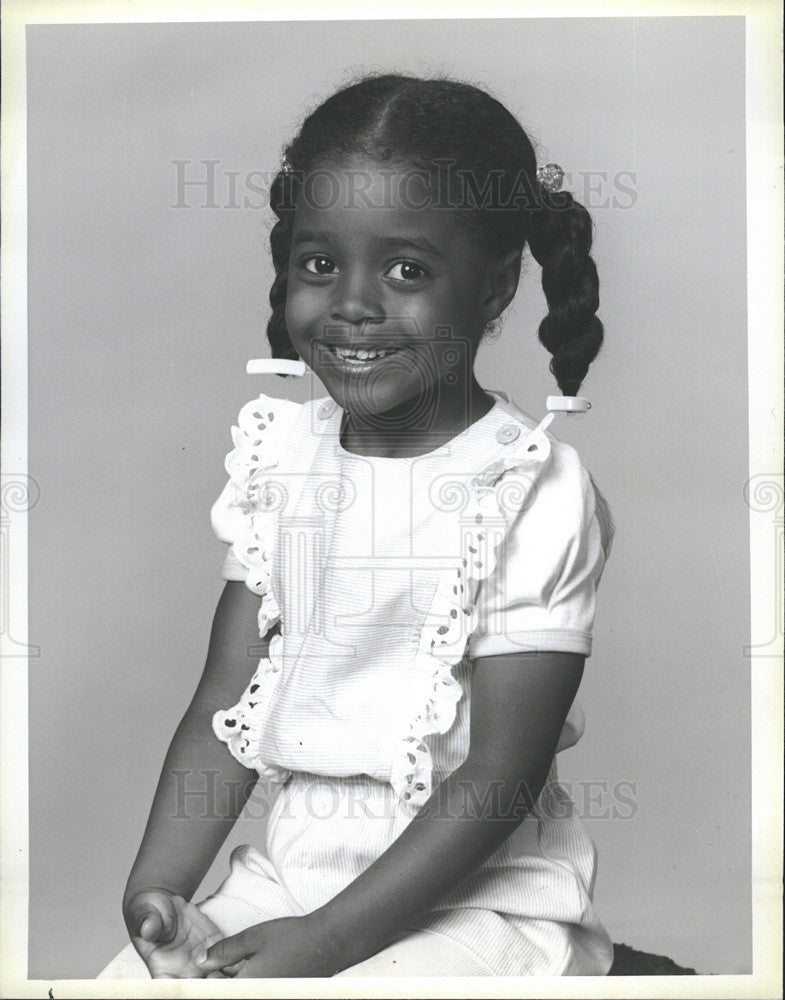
[
  {"left": 318, "top": 400, "right": 337, "bottom": 420},
  {"left": 496, "top": 423, "right": 520, "bottom": 444}
]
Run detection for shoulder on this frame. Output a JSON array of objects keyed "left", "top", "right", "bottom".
[
  {"left": 233, "top": 391, "right": 305, "bottom": 441},
  {"left": 210, "top": 390, "right": 315, "bottom": 556},
  {"left": 537, "top": 438, "right": 615, "bottom": 561},
  {"left": 233, "top": 391, "right": 339, "bottom": 438},
  {"left": 543, "top": 436, "right": 594, "bottom": 510},
  {"left": 212, "top": 391, "right": 305, "bottom": 513},
  {"left": 222, "top": 391, "right": 342, "bottom": 485},
  {"left": 494, "top": 395, "right": 615, "bottom": 558},
  {"left": 493, "top": 393, "right": 589, "bottom": 494},
  {"left": 227, "top": 390, "right": 330, "bottom": 464}
]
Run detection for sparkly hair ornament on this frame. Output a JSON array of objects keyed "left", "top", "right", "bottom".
[
  {"left": 280, "top": 150, "right": 294, "bottom": 175},
  {"left": 536, "top": 163, "right": 565, "bottom": 192}
]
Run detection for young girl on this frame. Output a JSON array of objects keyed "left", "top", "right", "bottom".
[{"left": 99, "top": 73, "right": 615, "bottom": 979}]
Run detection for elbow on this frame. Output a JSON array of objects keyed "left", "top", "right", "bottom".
[{"left": 446, "top": 756, "right": 545, "bottom": 828}]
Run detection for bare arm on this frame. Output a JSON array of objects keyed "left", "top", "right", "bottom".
[
  {"left": 308, "top": 649, "right": 585, "bottom": 971},
  {"left": 123, "top": 581, "right": 273, "bottom": 914}
]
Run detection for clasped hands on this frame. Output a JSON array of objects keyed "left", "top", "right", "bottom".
[{"left": 125, "top": 889, "right": 340, "bottom": 978}]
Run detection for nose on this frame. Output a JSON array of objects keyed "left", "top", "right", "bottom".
[{"left": 329, "top": 267, "right": 384, "bottom": 326}]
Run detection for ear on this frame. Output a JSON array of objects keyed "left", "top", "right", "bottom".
[{"left": 480, "top": 249, "right": 522, "bottom": 323}]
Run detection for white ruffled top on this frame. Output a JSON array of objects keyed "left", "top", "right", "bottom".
[{"left": 210, "top": 389, "right": 614, "bottom": 817}]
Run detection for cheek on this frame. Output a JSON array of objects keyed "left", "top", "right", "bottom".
[
  {"left": 401, "top": 291, "right": 467, "bottom": 336},
  {"left": 426, "top": 285, "right": 485, "bottom": 340},
  {"left": 284, "top": 286, "right": 316, "bottom": 343}
]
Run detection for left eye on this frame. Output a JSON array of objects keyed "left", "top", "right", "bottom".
[{"left": 386, "top": 261, "right": 426, "bottom": 282}]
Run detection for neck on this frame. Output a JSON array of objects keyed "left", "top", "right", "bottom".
[{"left": 340, "top": 377, "right": 494, "bottom": 458}]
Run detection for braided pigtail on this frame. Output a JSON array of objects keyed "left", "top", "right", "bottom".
[
  {"left": 265, "top": 168, "right": 300, "bottom": 367},
  {"left": 526, "top": 188, "right": 603, "bottom": 396}
]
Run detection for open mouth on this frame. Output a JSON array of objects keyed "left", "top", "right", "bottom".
[{"left": 325, "top": 345, "right": 404, "bottom": 366}]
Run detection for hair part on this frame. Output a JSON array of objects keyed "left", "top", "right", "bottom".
[{"left": 266, "top": 73, "right": 604, "bottom": 395}]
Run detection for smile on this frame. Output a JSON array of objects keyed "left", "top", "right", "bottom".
[{"left": 325, "top": 345, "right": 404, "bottom": 366}]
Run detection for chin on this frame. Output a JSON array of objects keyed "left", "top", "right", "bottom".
[{"left": 324, "top": 378, "right": 432, "bottom": 422}]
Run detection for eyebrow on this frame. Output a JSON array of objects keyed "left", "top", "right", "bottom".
[
  {"left": 291, "top": 229, "right": 448, "bottom": 263},
  {"left": 377, "top": 236, "right": 448, "bottom": 262},
  {"left": 291, "top": 229, "right": 334, "bottom": 247}
]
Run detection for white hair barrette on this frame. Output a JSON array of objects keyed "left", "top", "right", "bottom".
[
  {"left": 546, "top": 395, "right": 590, "bottom": 412},
  {"left": 247, "top": 358, "right": 307, "bottom": 376}
]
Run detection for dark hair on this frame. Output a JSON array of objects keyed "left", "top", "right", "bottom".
[{"left": 267, "top": 73, "right": 603, "bottom": 396}]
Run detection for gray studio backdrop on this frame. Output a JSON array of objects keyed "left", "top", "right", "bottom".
[{"left": 27, "top": 17, "right": 750, "bottom": 978}]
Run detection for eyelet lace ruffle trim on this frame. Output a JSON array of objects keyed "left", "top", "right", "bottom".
[
  {"left": 212, "top": 633, "right": 292, "bottom": 783},
  {"left": 390, "top": 421, "right": 554, "bottom": 816},
  {"left": 210, "top": 392, "right": 301, "bottom": 779},
  {"left": 211, "top": 393, "right": 301, "bottom": 621}
]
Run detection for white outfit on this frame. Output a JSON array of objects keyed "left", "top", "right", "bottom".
[{"left": 98, "top": 388, "right": 615, "bottom": 979}]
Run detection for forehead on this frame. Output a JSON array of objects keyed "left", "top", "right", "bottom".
[{"left": 292, "top": 157, "right": 474, "bottom": 249}]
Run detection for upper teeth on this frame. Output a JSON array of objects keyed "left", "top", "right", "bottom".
[{"left": 332, "top": 346, "right": 398, "bottom": 361}]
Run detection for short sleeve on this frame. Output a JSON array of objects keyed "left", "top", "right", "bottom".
[
  {"left": 468, "top": 442, "right": 613, "bottom": 660},
  {"left": 221, "top": 543, "right": 248, "bottom": 581}
]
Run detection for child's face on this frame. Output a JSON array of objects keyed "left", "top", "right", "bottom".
[{"left": 285, "top": 157, "right": 496, "bottom": 420}]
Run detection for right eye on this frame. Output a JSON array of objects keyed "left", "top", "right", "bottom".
[{"left": 302, "top": 255, "right": 338, "bottom": 275}]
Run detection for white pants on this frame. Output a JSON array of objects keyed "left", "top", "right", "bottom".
[{"left": 99, "top": 771, "right": 612, "bottom": 978}]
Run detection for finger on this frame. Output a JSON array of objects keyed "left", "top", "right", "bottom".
[
  {"left": 139, "top": 913, "right": 163, "bottom": 942},
  {"left": 129, "top": 892, "right": 178, "bottom": 943},
  {"left": 195, "top": 930, "right": 253, "bottom": 971},
  {"left": 156, "top": 895, "right": 179, "bottom": 942},
  {"left": 218, "top": 960, "right": 246, "bottom": 977}
]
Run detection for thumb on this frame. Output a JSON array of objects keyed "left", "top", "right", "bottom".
[
  {"left": 127, "top": 891, "right": 178, "bottom": 944},
  {"left": 195, "top": 930, "right": 253, "bottom": 971}
]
